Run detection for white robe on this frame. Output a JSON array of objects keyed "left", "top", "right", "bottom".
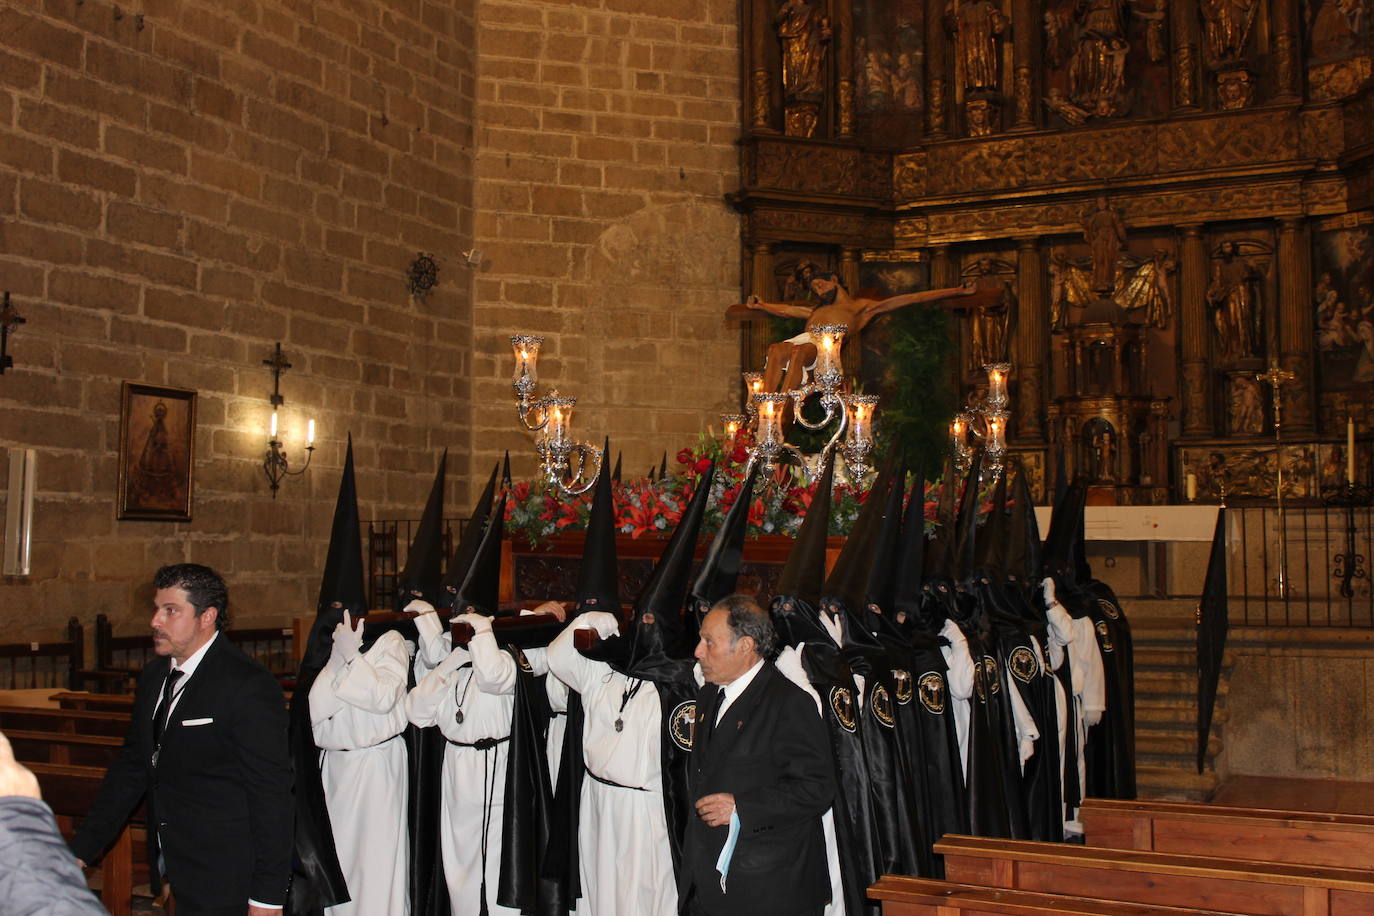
[
  {"left": 546, "top": 615, "right": 677, "bottom": 916},
  {"left": 311, "top": 629, "right": 412, "bottom": 916},
  {"left": 546, "top": 672, "right": 569, "bottom": 786},
  {"left": 406, "top": 623, "right": 549, "bottom": 916},
  {"left": 939, "top": 617, "right": 976, "bottom": 777},
  {"left": 1045, "top": 600, "right": 1107, "bottom": 829}
]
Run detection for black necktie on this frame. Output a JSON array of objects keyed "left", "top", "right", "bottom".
[
  {"left": 713, "top": 686, "right": 727, "bottom": 727},
  {"left": 153, "top": 668, "right": 184, "bottom": 745}
]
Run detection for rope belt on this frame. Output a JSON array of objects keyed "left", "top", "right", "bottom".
[
  {"left": 338, "top": 733, "right": 402, "bottom": 752},
  {"left": 446, "top": 735, "right": 511, "bottom": 751},
  {"left": 584, "top": 766, "right": 648, "bottom": 792}
]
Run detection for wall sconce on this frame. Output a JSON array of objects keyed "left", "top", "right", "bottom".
[
  {"left": 1, "top": 291, "right": 26, "bottom": 375},
  {"left": 261, "top": 343, "right": 315, "bottom": 498},
  {"left": 509, "top": 333, "right": 602, "bottom": 495}
]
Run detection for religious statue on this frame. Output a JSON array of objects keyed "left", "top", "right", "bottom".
[
  {"left": 1138, "top": 0, "right": 1168, "bottom": 61},
  {"left": 1229, "top": 375, "right": 1265, "bottom": 435},
  {"left": 1216, "top": 68, "right": 1255, "bottom": 109},
  {"left": 776, "top": 0, "right": 832, "bottom": 137},
  {"left": 966, "top": 256, "right": 1017, "bottom": 368},
  {"left": 1049, "top": 243, "right": 1175, "bottom": 329},
  {"left": 1082, "top": 196, "right": 1127, "bottom": 295},
  {"left": 948, "top": 0, "right": 1008, "bottom": 92},
  {"left": 1068, "top": 0, "right": 1131, "bottom": 117},
  {"left": 1206, "top": 240, "right": 1263, "bottom": 361},
  {"left": 733, "top": 263, "right": 976, "bottom": 394},
  {"left": 1089, "top": 422, "right": 1117, "bottom": 481},
  {"left": 1201, "top": 0, "right": 1258, "bottom": 63},
  {"left": 966, "top": 97, "right": 998, "bottom": 136}
]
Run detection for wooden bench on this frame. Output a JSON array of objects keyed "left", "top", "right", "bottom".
[
  {"left": 0, "top": 705, "right": 131, "bottom": 738},
  {"left": 1081, "top": 798, "right": 1374, "bottom": 870},
  {"left": 0, "top": 618, "right": 83, "bottom": 691},
  {"left": 868, "top": 876, "right": 1246, "bottom": 916},
  {"left": 7, "top": 728, "right": 122, "bottom": 768},
  {"left": 31, "top": 761, "right": 135, "bottom": 916},
  {"left": 935, "top": 834, "right": 1374, "bottom": 916},
  {"left": 51, "top": 692, "right": 137, "bottom": 713}
]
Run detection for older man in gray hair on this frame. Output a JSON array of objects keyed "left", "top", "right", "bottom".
[{"left": 681, "top": 595, "right": 835, "bottom": 916}]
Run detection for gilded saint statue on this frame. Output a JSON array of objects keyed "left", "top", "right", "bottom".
[
  {"left": 1201, "top": 0, "right": 1258, "bottom": 63},
  {"left": 1206, "top": 240, "right": 1263, "bottom": 361},
  {"left": 1082, "top": 196, "right": 1127, "bottom": 295},
  {"left": 1043, "top": 0, "right": 1132, "bottom": 120},
  {"left": 948, "top": 0, "right": 1008, "bottom": 92},
  {"left": 965, "top": 256, "right": 1017, "bottom": 368},
  {"left": 776, "top": 0, "right": 832, "bottom": 137}
]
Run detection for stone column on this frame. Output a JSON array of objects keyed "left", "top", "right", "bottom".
[
  {"left": 750, "top": 0, "right": 774, "bottom": 132},
  {"left": 925, "top": 0, "right": 948, "bottom": 138},
  {"left": 1015, "top": 237, "right": 1046, "bottom": 440},
  {"left": 1170, "top": 0, "right": 1200, "bottom": 110},
  {"left": 1277, "top": 217, "right": 1315, "bottom": 433},
  {"left": 1271, "top": 0, "right": 1301, "bottom": 102},
  {"left": 1010, "top": 0, "right": 1036, "bottom": 129},
  {"left": 836, "top": 0, "right": 856, "bottom": 138},
  {"left": 1179, "top": 225, "right": 1213, "bottom": 436}
]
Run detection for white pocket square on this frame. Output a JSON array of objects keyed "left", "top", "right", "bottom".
[{"left": 181, "top": 717, "right": 214, "bottom": 726}]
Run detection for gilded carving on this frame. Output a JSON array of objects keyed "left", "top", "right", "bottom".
[
  {"left": 1174, "top": 43, "right": 1199, "bottom": 108},
  {"left": 1181, "top": 360, "right": 1212, "bottom": 432},
  {"left": 838, "top": 78, "right": 856, "bottom": 137},
  {"left": 751, "top": 142, "right": 887, "bottom": 198},
  {"left": 966, "top": 98, "right": 1000, "bottom": 136},
  {"left": 1182, "top": 444, "right": 1317, "bottom": 499},
  {"left": 948, "top": 0, "right": 1008, "bottom": 92},
  {"left": 1014, "top": 68, "right": 1035, "bottom": 126},
  {"left": 928, "top": 78, "right": 948, "bottom": 135},
  {"left": 893, "top": 153, "right": 926, "bottom": 199},
  {"left": 1207, "top": 239, "right": 1266, "bottom": 361},
  {"left": 1201, "top": 0, "right": 1258, "bottom": 64},
  {"left": 1309, "top": 57, "right": 1373, "bottom": 101},
  {"left": 1216, "top": 68, "right": 1256, "bottom": 109},
  {"left": 1051, "top": 247, "right": 1175, "bottom": 329},
  {"left": 751, "top": 69, "right": 772, "bottom": 129},
  {"left": 777, "top": 0, "right": 832, "bottom": 138},
  {"left": 748, "top": 209, "right": 876, "bottom": 241}
]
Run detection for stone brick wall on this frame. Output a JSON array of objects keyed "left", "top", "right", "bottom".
[
  {"left": 467, "top": 0, "right": 743, "bottom": 493},
  {"left": 0, "top": 0, "right": 747, "bottom": 642},
  {"left": 0, "top": 0, "right": 478, "bottom": 637}
]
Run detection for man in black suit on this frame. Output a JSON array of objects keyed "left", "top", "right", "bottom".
[
  {"left": 682, "top": 595, "right": 835, "bottom": 916},
  {"left": 71, "top": 564, "right": 293, "bottom": 915}
]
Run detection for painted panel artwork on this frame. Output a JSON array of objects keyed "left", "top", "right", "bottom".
[
  {"left": 117, "top": 382, "right": 196, "bottom": 522},
  {"left": 1312, "top": 219, "right": 1374, "bottom": 391}
]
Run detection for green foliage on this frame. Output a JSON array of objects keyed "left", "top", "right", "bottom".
[{"left": 878, "top": 305, "right": 956, "bottom": 470}]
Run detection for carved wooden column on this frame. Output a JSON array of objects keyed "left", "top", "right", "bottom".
[
  {"left": 1015, "top": 237, "right": 1045, "bottom": 439},
  {"left": 840, "top": 247, "right": 861, "bottom": 373},
  {"left": 1170, "top": 0, "right": 1200, "bottom": 109},
  {"left": 931, "top": 244, "right": 959, "bottom": 396},
  {"left": 1277, "top": 217, "right": 1315, "bottom": 433},
  {"left": 1271, "top": 0, "right": 1301, "bottom": 102},
  {"left": 1180, "top": 225, "right": 1213, "bottom": 435},
  {"left": 1010, "top": 0, "right": 1036, "bottom": 129},
  {"left": 751, "top": 0, "right": 774, "bottom": 132},
  {"left": 746, "top": 240, "right": 776, "bottom": 369},
  {"left": 836, "top": 0, "right": 856, "bottom": 138},
  {"left": 925, "top": 0, "right": 948, "bottom": 137}
]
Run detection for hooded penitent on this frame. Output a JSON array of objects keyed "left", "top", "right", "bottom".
[
  {"left": 437, "top": 463, "right": 499, "bottom": 615},
  {"left": 395, "top": 451, "right": 448, "bottom": 611},
  {"left": 687, "top": 460, "right": 760, "bottom": 623},
  {"left": 771, "top": 452, "right": 881, "bottom": 915},
  {"left": 286, "top": 437, "right": 362, "bottom": 915},
  {"left": 448, "top": 490, "right": 507, "bottom": 618},
  {"left": 819, "top": 458, "right": 924, "bottom": 880}
]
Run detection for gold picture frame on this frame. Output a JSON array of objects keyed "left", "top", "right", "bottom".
[{"left": 117, "top": 382, "right": 196, "bottom": 522}]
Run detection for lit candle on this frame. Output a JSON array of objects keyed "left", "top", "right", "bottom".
[
  {"left": 269, "top": 410, "right": 278, "bottom": 438},
  {"left": 307, "top": 419, "right": 315, "bottom": 445},
  {"left": 1348, "top": 417, "right": 1357, "bottom": 485},
  {"left": 1185, "top": 473, "right": 1196, "bottom": 501}
]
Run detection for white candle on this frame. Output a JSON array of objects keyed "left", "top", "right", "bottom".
[
  {"left": 1185, "top": 473, "right": 1197, "bottom": 501},
  {"left": 307, "top": 419, "right": 316, "bottom": 445},
  {"left": 269, "top": 410, "right": 278, "bottom": 438},
  {"left": 1349, "top": 418, "right": 1357, "bottom": 485}
]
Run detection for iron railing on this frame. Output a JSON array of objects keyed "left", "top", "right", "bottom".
[
  {"left": 366, "top": 517, "right": 474, "bottom": 611},
  {"left": 1227, "top": 503, "right": 1374, "bottom": 627}
]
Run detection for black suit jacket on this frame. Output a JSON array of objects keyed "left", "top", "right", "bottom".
[
  {"left": 71, "top": 634, "right": 293, "bottom": 913},
  {"left": 680, "top": 662, "right": 835, "bottom": 916}
]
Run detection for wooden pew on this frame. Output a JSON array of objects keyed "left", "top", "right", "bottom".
[
  {"left": 31, "top": 761, "right": 134, "bottom": 916},
  {"left": 0, "top": 705, "right": 131, "bottom": 738},
  {"left": 0, "top": 617, "right": 84, "bottom": 691},
  {"left": 869, "top": 876, "right": 1243, "bottom": 916},
  {"left": 51, "top": 692, "right": 137, "bottom": 714},
  {"left": 6, "top": 728, "right": 122, "bottom": 768},
  {"left": 935, "top": 834, "right": 1374, "bottom": 916},
  {"left": 1081, "top": 798, "right": 1374, "bottom": 870}
]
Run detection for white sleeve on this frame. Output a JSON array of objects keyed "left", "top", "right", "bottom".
[
  {"left": 332, "top": 631, "right": 410, "bottom": 715},
  {"left": 546, "top": 670, "right": 570, "bottom": 712},
  {"left": 414, "top": 610, "right": 451, "bottom": 670},
  {"left": 774, "top": 645, "right": 823, "bottom": 714},
  {"left": 940, "top": 620, "right": 974, "bottom": 702},
  {"left": 468, "top": 628, "right": 518, "bottom": 695},
  {"left": 1076, "top": 619, "right": 1107, "bottom": 727},
  {"left": 1006, "top": 674, "right": 1040, "bottom": 767},
  {"left": 308, "top": 658, "right": 348, "bottom": 726},
  {"left": 546, "top": 613, "right": 617, "bottom": 695},
  {"left": 406, "top": 645, "right": 469, "bottom": 728}
]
